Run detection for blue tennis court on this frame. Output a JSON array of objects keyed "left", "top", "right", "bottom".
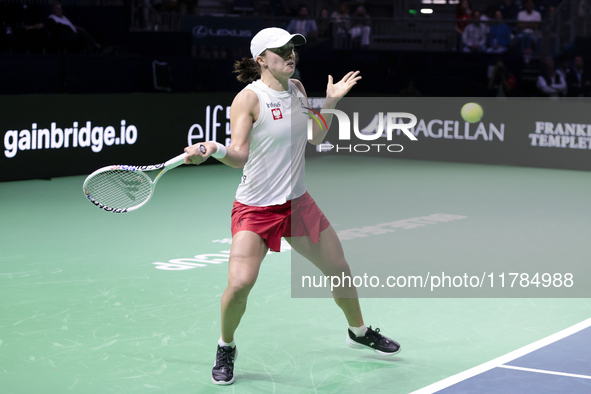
[{"left": 413, "top": 319, "right": 591, "bottom": 393}]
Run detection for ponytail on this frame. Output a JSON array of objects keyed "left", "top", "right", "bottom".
[{"left": 233, "top": 57, "right": 261, "bottom": 83}]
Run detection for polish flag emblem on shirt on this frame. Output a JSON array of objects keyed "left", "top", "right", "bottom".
[{"left": 271, "top": 108, "right": 283, "bottom": 120}]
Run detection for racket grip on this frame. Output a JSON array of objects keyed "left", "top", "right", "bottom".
[{"left": 165, "top": 153, "right": 188, "bottom": 169}]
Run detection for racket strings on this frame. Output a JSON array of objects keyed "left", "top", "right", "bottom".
[{"left": 85, "top": 170, "right": 152, "bottom": 209}]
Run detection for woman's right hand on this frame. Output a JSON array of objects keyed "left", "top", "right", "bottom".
[{"left": 184, "top": 141, "right": 217, "bottom": 165}]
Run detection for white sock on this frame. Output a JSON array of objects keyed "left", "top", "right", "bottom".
[
  {"left": 218, "top": 337, "right": 236, "bottom": 348},
  {"left": 349, "top": 324, "right": 368, "bottom": 337}
]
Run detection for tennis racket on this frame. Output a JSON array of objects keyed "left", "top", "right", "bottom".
[{"left": 83, "top": 145, "right": 205, "bottom": 213}]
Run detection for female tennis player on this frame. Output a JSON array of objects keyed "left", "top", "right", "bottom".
[{"left": 184, "top": 27, "right": 400, "bottom": 385}]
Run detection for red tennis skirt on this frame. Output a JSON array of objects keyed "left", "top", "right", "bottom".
[{"left": 231, "top": 191, "right": 330, "bottom": 252}]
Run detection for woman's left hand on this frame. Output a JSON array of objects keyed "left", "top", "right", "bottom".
[{"left": 326, "top": 71, "right": 362, "bottom": 99}]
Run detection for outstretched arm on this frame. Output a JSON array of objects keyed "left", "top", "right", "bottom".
[{"left": 184, "top": 89, "right": 259, "bottom": 169}]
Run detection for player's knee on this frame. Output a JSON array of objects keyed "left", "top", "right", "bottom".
[
  {"left": 323, "top": 258, "right": 351, "bottom": 277},
  {"left": 226, "top": 278, "right": 256, "bottom": 301}
]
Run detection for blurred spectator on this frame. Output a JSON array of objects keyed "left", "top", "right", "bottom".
[
  {"left": 455, "top": 0, "right": 473, "bottom": 50},
  {"left": 480, "top": 5, "right": 497, "bottom": 34},
  {"left": 331, "top": 3, "right": 350, "bottom": 34},
  {"left": 577, "top": 0, "right": 590, "bottom": 36},
  {"left": 516, "top": 0, "right": 542, "bottom": 54},
  {"left": 481, "top": 5, "right": 496, "bottom": 22},
  {"left": 331, "top": 2, "right": 351, "bottom": 48},
  {"left": 556, "top": 56, "right": 570, "bottom": 77},
  {"left": 268, "top": 0, "right": 290, "bottom": 17},
  {"left": 45, "top": 3, "right": 102, "bottom": 54},
  {"left": 536, "top": 56, "right": 567, "bottom": 97},
  {"left": 487, "top": 10, "right": 512, "bottom": 52},
  {"left": 498, "top": 0, "right": 519, "bottom": 22},
  {"left": 349, "top": 5, "right": 370, "bottom": 47},
  {"left": 462, "top": 11, "right": 487, "bottom": 52},
  {"left": 546, "top": 5, "right": 558, "bottom": 55},
  {"left": 317, "top": 8, "right": 331, "bottom": 38},
  {"left": 134, "top": 0, "right": 153, "bottom": 30},
  {"left": 488, "top": 60, "right": 516, "bottom": 96},
  {"left": 286, "top": 5, "right": 318, "bottom": 39},
  {"left": 566, "top": 55, "right": 591, "bottom": 97}
]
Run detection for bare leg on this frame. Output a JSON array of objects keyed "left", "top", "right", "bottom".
[
  {"left": 286, "top": 225, "right": 364, "bottom": 327},
  {"left": 221, "top": 231, "right": 268, "bottom": 343}
]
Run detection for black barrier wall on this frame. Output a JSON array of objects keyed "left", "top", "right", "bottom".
[
  {"left": 0, "top": 93, "right": 235, "bottom": 182},
  {"left": 3, "top": 95, "right": 591, "bottom": 182}
]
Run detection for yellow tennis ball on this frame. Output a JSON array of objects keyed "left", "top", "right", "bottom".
[{"left": 461, "top": 103, "right": 484, "bottom": 123}]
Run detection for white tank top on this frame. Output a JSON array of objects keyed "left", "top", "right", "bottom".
[{"left": 235, "top": 79, "right": 308, "bottom": 206}]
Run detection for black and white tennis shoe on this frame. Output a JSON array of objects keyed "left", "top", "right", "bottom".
[
  {"left": 212, "top": 345, "right": 237, "bottom": 385},
  {"left": 346, "top": 326, "right": 401, "bottom": 356}
]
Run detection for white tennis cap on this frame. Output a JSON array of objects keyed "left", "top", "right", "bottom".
[{"left": 250, "top": 27, "right": 306, "bottom": 60}]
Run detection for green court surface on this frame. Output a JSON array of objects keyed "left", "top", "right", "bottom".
[{"left": 1, "top": 156, "right": 590, "bottom": 393}]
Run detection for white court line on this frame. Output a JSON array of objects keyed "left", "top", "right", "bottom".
[
  {"left": 497, "top": 365, "right": 591, "bottom": 380},
  {"left": 409, "top": 317, "right": 591, "bottom": 394}
]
